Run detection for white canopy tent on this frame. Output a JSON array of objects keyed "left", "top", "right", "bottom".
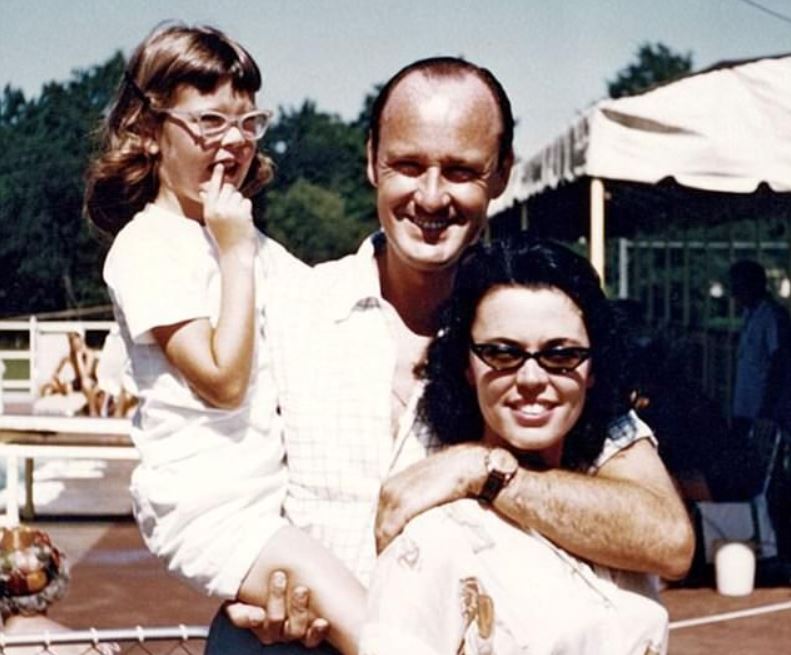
[
  {"left": 491, "top": 59, "right": 791, "bottom": 521},
  {"left": 499, "top": 53, "right": 791, "bottom": 278}
]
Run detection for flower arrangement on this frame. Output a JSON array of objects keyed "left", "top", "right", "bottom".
[{"left": 0, "top": 526, "right": 69, "bottom": 617}]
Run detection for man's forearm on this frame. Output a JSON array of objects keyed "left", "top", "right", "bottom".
[
  {"left": 376, "top": 440, "right": 694, "bottom": 579},
  {"left": 493, "top": 441, "right": 695, "bottom": 579}
]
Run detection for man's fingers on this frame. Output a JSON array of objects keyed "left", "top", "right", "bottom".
[
  {"left": 223, "top": 601, "right": 265, "bottom": 628},
  {"left": 303, "top": 618, "right": 330, "bottom": 648},
  {"left": 375, "top": 521, "right": 397, "bottom": 554},
  {"left": 226, "top": 574, "right": 327, "bottom": 647},
  {"left": 376, "top": 515, "right": 407, "bottom": 553},
  {"left": 262, "top": 569, "right": 287, "bottom": 639},
  {"left": 282, "top": 586, "right": 310, "bottom": 639},
  {"left": 374, "top": 492, "right": 407, "bottom": 554}
]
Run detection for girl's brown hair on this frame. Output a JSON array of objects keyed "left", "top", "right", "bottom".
[{"left": 84, "top": 22, "right": 273, "bottom": 236}]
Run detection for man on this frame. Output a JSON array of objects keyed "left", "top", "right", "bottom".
[
  {"left": 207, "top": 57, "right": 694, "bottom": 654},
  {"left": 730, "top": 259, "right": 791, "bottom": 441},
  {"left": 725, "top": 260, "right": 791, "bottom": 556}
]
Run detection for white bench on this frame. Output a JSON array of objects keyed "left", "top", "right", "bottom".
[{"left": 0, "top": 414, "right": 137, "bottom": 525}]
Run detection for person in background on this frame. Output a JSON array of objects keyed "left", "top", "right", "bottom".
[
  {"left": 39, "top": 331, "right": 98, "bottom": 415},
  {"left": 729, "top": 259, "right": 791, "bottom": 557},
  {"left": 90, "top": 325, "right": 138, "bottom": 417},
  {"left": 730, "top": 259, "right": 791, "bottom": 441}
]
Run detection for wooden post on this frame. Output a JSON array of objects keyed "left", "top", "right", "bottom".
[
  {"left": 682, "top": 225, "right": 690, "bottom": 328},
  {"left": 702, "top": 237, "right": 711, "bottom": 396},
  {"left": 590, "top": 178, "right": 605, "bottom": 284}
]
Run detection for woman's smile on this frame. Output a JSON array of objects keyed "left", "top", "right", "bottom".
[{"left": 467, "top": 285, "right": 593, "bottom": 464}]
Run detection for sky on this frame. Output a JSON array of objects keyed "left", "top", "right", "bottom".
[{"left": 2, "top": 0, "right": 791, "bottom": 160}]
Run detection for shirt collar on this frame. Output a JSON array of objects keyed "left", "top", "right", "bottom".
[{"left": 328, "top": 231, "right": 388, "bottom": 322}]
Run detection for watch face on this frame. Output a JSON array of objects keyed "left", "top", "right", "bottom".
[{"left": 480, "top": 447, "right": 519, "bottom": 503}]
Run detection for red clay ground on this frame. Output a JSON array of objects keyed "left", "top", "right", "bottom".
[
  {"left": 5, "top": 455, "right": 789, "bottom": 653},
  {"left": 33, "top": 520, "right": 790, "bottom": 654}
]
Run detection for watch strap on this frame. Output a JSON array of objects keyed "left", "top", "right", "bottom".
[{"left": 479, "top": 449, "right": 517, "bottom": 504}]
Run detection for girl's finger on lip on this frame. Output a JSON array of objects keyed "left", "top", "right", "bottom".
[{"left": 210, "top": 162, "right": 225, "bottom": 184}]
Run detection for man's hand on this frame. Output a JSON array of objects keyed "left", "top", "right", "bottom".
[
  {"left": 375, "top": 444, "right": 487, "bottom": 553},
  {"left": 225, "top": 570, "right": 329, "bottom": 647}
]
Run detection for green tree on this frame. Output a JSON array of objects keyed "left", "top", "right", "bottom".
[
  {"left": 0, "top": 53, "right": 124, "bottom": 316},
  {"left": 352, "top": 84, "right": 382, "bottom": 133},
  {"left": 264, "top": 179, "right": 369, "bottom": 264},
  {"left": 258, "top": 100, "right": 376, "bottom": 259},
  {"left": 607, "top": 43, "right": 693, "bottom": 99},
  {"left": 0, "top": 55, "right": 379, "bottom": 315}
]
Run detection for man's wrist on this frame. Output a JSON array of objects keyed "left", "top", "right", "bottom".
[
  {"left": 478, "top": 447, "right": 519, "bottom": 504},
  {"left": 457, "top": 444, "right": 490, "bottom": 498}
]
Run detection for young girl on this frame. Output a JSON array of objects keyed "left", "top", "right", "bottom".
[
  {"left": 359, "top": 238, "right": 670, "bottom": 655},
  {"left": 84, "top": 23, "right": 362, "bottom": 653}
]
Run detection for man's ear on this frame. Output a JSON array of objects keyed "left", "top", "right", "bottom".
[
  {"left": 490, "top": 149, "right": 514, "bottom": 199},
  {"left": 586, "top": 371, "right": 595, "bottom": 390},
  {"left": 366, "top": 137, "right": 377, "bottom": 187}
]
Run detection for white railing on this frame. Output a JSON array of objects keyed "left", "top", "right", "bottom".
[{"left": 0, "top": 415, "right": 135, "bottom": 525}]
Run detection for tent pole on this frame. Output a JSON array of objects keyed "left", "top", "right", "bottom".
[
  {"left": 682, "top": 224, "right": 690, "bottom": 328},
  {"left": 634, "top": 238, "right": 643, "bottom": 309},
  {"left": 702, "top": 238, "right": 711, "bottom": 397},
  {"left": 726, "top": 222, "right": 736, "bottom": 423},
  {"left": 589, "top": 178, "right": 606, "bottom": 284}
]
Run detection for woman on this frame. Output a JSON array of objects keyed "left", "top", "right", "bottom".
[{"left": 359, "top": 238, "right": 669, "bottom": 655}]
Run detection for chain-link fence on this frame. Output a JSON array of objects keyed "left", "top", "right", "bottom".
[{"left": 0, "top": 625, "right": 207, "bottom": 655}]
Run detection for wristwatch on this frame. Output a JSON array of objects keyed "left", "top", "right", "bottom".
[{"left": 479, "top": 447, "right": 519, "bottom": 504}]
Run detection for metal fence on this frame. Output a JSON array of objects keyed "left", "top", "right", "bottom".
[
  {"left": 4, "top": 603, "right": 791, "bottom": 652},
  {"left": 0, "top": 625, "right": 207, "bottom": 655}
]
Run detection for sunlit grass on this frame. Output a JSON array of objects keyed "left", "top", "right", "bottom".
[{"left": 2, "top": 358, "right": 30, "bottom": 380}]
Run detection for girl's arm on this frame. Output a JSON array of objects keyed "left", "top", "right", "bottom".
[{"left": 152, "top": 164, "right": 257, "bottom": 408}]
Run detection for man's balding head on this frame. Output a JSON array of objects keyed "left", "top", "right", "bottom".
[{"left": 368, "top": 57, "right": 514, "bottom": 170}]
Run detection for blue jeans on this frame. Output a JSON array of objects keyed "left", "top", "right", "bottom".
[{"left": 204, "top": 609, "right": 341, "bottom": 654}]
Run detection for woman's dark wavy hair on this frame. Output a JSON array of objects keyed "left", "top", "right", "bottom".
[
  {"left": 420, "top": 237, "right": 631, "bottom": 471},
  {"left": 84, "top": 22, "right": 273, "bottom": 236}
]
